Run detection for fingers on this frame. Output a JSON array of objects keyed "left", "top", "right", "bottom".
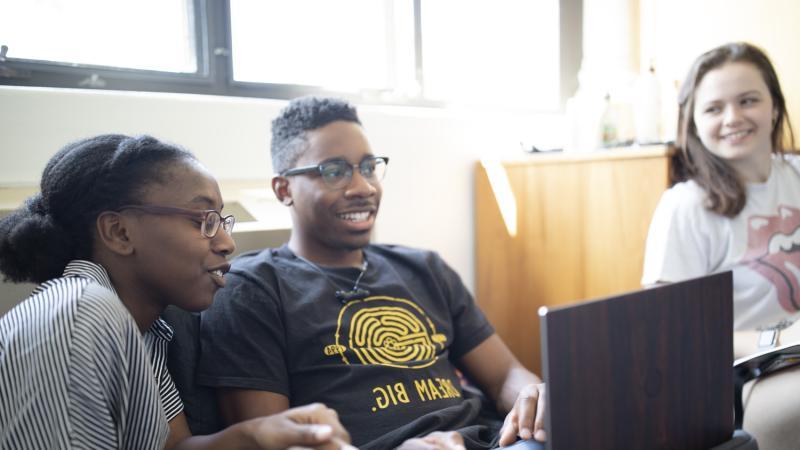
[
  {"left": 514, "top": 387, "right": 538, "bottom": 440},
  {"left": 424, "top": 431, "right": 465, "bottom": 450},
  {"left": 285, "top": 403, "right": 351, "bottom": 444},
  {"left": 297, "top": 423, "right": 334, "bottom": 442},
  {"left": 251, "top": 404, "right": 349, "bottom": 450},
  {"left": 395, "top": 431, "right": 465, "bottom": 450},
  {"left": 265, "top": 419, "right": 333, "bottom": 449},
  {"left": 498, "top": 409, "right": 519, "bottom": 447},
  {"left": 533, "top": 385, "right": 547, "bottom": 442},
  {"left": 332, "top": 437, "right": 359, "bottom": 450},
  {"left": 499, "top": 383, "right": 548, "bottom": 447},
  {"left": 396, "top": 437, "right": 436, "bottom": 450},
  {"left": 302, "top": 437, "right": 359, "bottom": 450}
]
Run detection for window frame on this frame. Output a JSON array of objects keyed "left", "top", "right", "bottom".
[{"left": 0, "top": 0, "right": 582, "bottom": 110}]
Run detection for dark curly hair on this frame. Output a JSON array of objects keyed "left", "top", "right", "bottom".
[
  {"left": 270, "top": 96, "right": 361, "bottom": 174},
  {"left": 0, "top": 134, "right": 195, "bottom": 284},
  {"left": 676, "top": 42, "right": 795, "bottom": 217}
]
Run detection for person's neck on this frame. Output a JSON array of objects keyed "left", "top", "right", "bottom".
[
  {"left": 95, "top": 256, "right": 164, "bottom": 333},
  {"left": 117, "top": 290, "right": 163, "bottom": 333},
  {"left": 732, "top": 152, "right": 773, "bottom": 183},
  {"left": 288, "top": 236, "right": 365, "bottom": 269}
]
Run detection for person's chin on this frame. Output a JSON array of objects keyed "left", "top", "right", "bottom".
[
  {"left": 182, "top": 291, "right": 216, "bottom": 312},
  {"left": 341, "top": 234, "right": 372, "bottom": 250}
]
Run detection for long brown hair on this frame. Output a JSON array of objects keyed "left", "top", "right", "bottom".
[{"left": 675, "top": 42, "right": 795, "bottom": 217}]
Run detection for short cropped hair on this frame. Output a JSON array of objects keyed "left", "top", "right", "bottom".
[{"left": 270, "top": 96, "right": 361, "bottom": 174}]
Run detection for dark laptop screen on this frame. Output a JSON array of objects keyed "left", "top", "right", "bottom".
[{"left": 540, "top": 272, "right": 733, "bottom": 450}]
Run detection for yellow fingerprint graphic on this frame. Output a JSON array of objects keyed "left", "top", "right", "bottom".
[
  {"left": 350, "top": 306, "right": 436, "bottom": 365},
  {"left": 331, "top": 296, "right": 446, "bottom": 368}
]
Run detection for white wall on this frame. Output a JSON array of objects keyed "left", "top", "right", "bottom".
[
  {"left": 0, "top": 86, "right": 564, "bottom": 295},
  {"left": 641, "top": 0, "right": 800, "bottom": 137}
]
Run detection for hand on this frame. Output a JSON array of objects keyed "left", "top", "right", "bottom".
[
  {"left": 396, "top": 431, "right": 465, "bottom": 450},
  {"left": 498, "top": 383, "right": 547, "bottom": 447},
  {"left": 246, "top": 403, "right": 354, "bottom": 450}
]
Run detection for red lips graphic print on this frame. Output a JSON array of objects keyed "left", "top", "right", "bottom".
[{"left": 743, "top": 205, "right": 800, "bottom": 312}]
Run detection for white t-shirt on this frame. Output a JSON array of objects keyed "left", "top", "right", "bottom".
[{"left": 642, "top": 154, "right": 800, "bottom": 331}]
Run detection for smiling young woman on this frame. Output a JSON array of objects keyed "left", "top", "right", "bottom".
[
  {"left": 0, "top": 134, "right": 352, "bottom": 449},
  {"left": 642, "top": 42, "right": 800, "bottom": 449},
  {"left": 691, "top": 62, "right": 777, "bottom": 182}
]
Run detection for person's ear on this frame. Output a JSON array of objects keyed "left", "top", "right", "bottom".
[
  {"left": 272, "top": 176, "right": 293, "bottom": 207},
  {"left": 96, "top": 211, "right": 135, "bottom": 256}
]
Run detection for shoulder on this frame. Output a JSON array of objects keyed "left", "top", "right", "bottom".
[
  {"left": 651, "top": 180, "right": 715, "bottom": 225},
  {"left": 775, "top": 153, "right": 800, "bottom": 176},
  {"left": 211, "top": 247, "right": 294, "bottom": 307},
  {"left": 1, "top": 276, "right": 138, "bottom": 364},
  {"left": 224, "top": 247, "right": 285, "bottom": 288},
  {"left": 661, "top": 179, "right": 706, "bottom": 208},
  {"left": 1, "top": 275, "right": 89, "bottom": 338},
  {"left": 368, "top": 244, "right": 446, "bottom": 268},
  {"left": 4, "top": 274, "right": 124, "bottom": 327},
  {"left": 367, "top": 244, "right": 463, "bottom": 287},
  {"left": 229, "top": 247, "right": 281, "bottom": 274},
  {"left": 69, "top": 282, "right": 143, "bottom": 349}
]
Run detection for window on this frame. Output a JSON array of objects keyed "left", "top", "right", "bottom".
[
  {"left": 421, "top": 0, "right": 561, "bottom": 109},
  {"left": 1, "top": 0, "right": 197, "bottom": 73},
  {"left": 0, "top": 0, "right": 581, "bottom": 110}
]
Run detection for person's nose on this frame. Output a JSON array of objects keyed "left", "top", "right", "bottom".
[
  {"left": 723, "top": 104, "right": 744, "bottom": 127},
  {"left": 344, "top": 167, "right": 378, "bottom": 198},
  {"left": 211, "top": 227, "right": 236, "bottom": 256}
]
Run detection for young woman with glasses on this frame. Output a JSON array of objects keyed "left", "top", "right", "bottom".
[{"left": 0, "top": 134, "right": 352, "bottom": 449}]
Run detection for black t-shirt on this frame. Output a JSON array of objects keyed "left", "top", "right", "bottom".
[{"left": 197, "top": 244, "right": 497, "bottom": 448}]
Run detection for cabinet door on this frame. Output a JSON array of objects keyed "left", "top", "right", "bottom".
[{"left": 475, "top": 152, "right": 670, "bottom": 373}]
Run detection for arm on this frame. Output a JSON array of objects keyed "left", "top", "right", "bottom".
[
  {"left": 424, "top": 252, "right": 545, "bottom": 445},
  {"left": 641, "top": 187, "right": 711, "bottom": 286},
  {"left": 217, "top": 389, "right": 290, "bottom": 424},
  {"left": 734, "top": 320, "right": 800, "bottom": 359},
  {"left": 644, "top": 280, "right": 800, "bottom": 359},
  {"left": 165, "top": 404, "right": 352, "bottom": 450},
  {"left": 196, "top": 270, "right": 295, "bottom": 423},
  {"left": 396, "top": 431, "right": 466, "bottom": 450},
  {"left": 458, "top": 334, "right": 545, "bottom": 445}
]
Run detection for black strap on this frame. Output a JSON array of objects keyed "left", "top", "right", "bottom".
[{"left": 733, "top": 368, "right": 747, "bottom": 429}]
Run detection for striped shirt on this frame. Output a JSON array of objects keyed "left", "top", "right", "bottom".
[{"left": 0, "top": 260, "right": 183, "bottom": 449}]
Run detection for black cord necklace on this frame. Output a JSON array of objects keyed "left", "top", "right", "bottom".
[{"left": 298, "top": 254, "right": 370, "bottom": 304}]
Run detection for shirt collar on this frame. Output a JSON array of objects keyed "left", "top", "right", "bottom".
[
  {"left": 149, "top": 317, "right": 174, "bottom": 341},
  {"left": 62, "top": 260, "right": 174, "bottom": 342},
  {"left": 63, "top": 260, "right": 116, "bottom": 293}
]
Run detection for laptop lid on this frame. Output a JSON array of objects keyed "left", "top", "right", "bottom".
[{"left": 539, "top": 271, "right": 734, "bottom": 450}]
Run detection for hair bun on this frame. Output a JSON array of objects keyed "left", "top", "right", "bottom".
[
  {"left": 24, "top": 193, "right": 49, "bottom": 216},
  {"left": 0, "top": 202, "right": 73, "bottom": 284}
]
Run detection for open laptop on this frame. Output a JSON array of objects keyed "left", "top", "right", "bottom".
[{"left": 539, "top": 271, "right": 734, "bottom": 450}]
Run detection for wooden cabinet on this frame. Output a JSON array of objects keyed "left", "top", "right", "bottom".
[{"left": 474, "top": 146, "right": 673, "bottom": 373}]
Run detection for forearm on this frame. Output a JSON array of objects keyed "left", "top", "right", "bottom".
[
  {"left": 734, "top": 320, "right": 800, "bottom": 359},
  {"left": 218, "top": 388, "right": 290, "bottom": 425},
  {"left": 459, "top": 334, "right": 543, "bottom": 413},
  {"left": 171, "top": 421, "right": 258, "bottom": 450}
]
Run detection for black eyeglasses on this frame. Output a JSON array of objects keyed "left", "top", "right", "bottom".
[
  {"left": 280, "top": 156, "right": 389, "bottom": 190},
  {"left": 117, "top": 205, "right": 235, "bottom": 239}
]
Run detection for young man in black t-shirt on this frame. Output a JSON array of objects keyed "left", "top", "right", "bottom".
[{"left": 197, "top": 97, "right": 546, "bottom": 450}]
